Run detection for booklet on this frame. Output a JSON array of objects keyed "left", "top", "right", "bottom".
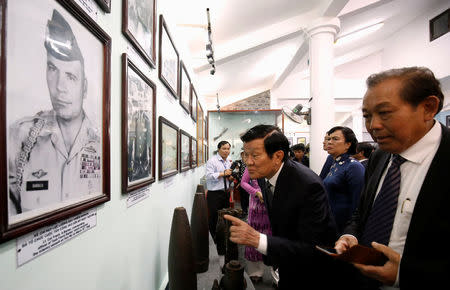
[{"left": 315, "top": 244, "right": 388, "bottom": 266}]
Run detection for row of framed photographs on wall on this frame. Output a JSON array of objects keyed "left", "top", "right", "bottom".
[{"left": 122, "top": 54, "right": 207, "bottom": 193}]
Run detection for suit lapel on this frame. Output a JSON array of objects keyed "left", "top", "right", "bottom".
[
  {"left": 257, "top": 178, "right": 272, "bottom": 218},
  {"left": 405, "top": 124, "right": 450, "bottom": 245},
  {"left": 365, "top": 152, "right": 390, "bottom": 211}
]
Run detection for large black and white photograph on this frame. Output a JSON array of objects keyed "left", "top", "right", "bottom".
[
  {"left": 1, "top": 0, "right": 111, "bottom": 242},
  {"left": 179, "top": 129, "right": 191, "bottom": 172},
  {"left": 122, "top": 54, "right": 156, "bottom": 193},
  {"left": 123, "top": 0, "right": 156, "bottom": 67},
  {"left": 158, "top": 116, "right": 179, "bottom": 180},
  {"left": 179, "top": 61, "right": 191, "bottom": 114},
  {"left": 158, "top": 14, "right": 179, "bottom": 99}
]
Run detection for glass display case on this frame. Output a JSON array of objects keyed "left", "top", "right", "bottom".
[{"left": 207, "top": 110, "right": 283, "bottom": 161}]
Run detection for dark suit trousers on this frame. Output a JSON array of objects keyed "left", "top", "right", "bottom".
[
  {"left": 238, "top": 187, "right": 249, "bottom": 213},
  {"left": 206, "top": 190, "right": 230, "bottom": 239}
]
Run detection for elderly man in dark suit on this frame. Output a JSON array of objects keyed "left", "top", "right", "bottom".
[
  {"left": 224, "top": 124, "right": 337, "bottom": 290},
  {"left": 335, "top": 67, "right": 450, "bottom": 289}
]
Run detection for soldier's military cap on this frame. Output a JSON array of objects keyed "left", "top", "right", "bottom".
[{"left": 44, "top": 9, "right": 84, "bottom": 64}]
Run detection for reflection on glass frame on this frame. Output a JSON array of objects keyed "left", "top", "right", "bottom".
[
  {"left": 203, "top": 144, "right": 208, "bottom": 163},
  {"left": 179, "top": 61, "right": 191, "bottom": 114},
  {"left": 158, "top": 116, "right": 179, "bottom": 179},
  {"left": 190, "top": 136, "right": 197, "bottom": 168},
  {"left": 297, "top": 137, "right": 306, "bottom": 145},
  {"left": 121, "top": 54, "right": 156, "bottom": 193},
  {"left": 0, "top": 0, "right": 111, "bottom": 243},
  {"left": 179, "top": 129, "right": 191, "bottom": 172},
  {"left": 158, "top": 14, "right": 179, "bottom": 99},
  {"left": 190, "top": 85, "right": 198, "bottom": 122},
  {"left": 96, "top": 0, "right": 111, "bottom": 13},
  {"left": 122, "top": 0, "right": 156, "bottom": 67}
]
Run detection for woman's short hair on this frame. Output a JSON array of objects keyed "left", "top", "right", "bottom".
[{"left": 327, "top": 126, "right": 358, "bottom": 155}]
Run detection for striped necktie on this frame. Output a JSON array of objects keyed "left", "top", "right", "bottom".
[
  {"left": 266, "top": 182, "right": 273, "bottom": 209},
  {"left": 360, "top": 154, "right": 407, "bottom": 246}
]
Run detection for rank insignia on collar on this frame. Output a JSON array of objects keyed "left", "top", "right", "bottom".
[{"left": 32, "top": 169, "right": 48, "bottom": 179}]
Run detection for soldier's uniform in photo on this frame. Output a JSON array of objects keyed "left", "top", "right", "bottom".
[
  {"left": 128, "top": 110, "right": 151, "bottom": 181},
  {"left": 8, "top": 10, "right": 101, "bottom": 215}
]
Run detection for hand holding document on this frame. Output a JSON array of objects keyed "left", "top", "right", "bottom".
[{"left": 316, "top": 244, "right": 388, "bottom": 266}]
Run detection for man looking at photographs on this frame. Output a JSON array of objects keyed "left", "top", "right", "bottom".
[{"left": 8, "top": 10, "right": 101, "bottom": 215}]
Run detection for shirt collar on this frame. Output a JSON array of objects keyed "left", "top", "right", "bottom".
[
  {"left": 267, "top": 162, "right": 284, "bottom": 187},
  {"left": 399, "top": 121, "right": 441, "bottom": 164}
]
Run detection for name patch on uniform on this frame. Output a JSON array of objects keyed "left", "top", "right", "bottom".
[{"left": 26, "top": 181, "right": 48, "bottom": 191}]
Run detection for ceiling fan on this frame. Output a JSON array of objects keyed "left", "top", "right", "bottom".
[{"left": 282, "top": 104, "right": 311, "bottom": 125}]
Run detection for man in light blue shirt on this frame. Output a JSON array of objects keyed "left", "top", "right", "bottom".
[{"left": 205, "top": 141, "right": 233, "bottom": 240}]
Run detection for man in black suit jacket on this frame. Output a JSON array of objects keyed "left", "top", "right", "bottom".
[
  {"left": 225, "top": 125, "right": 337, "bottom": 289},
  {"left": 335, "top": 67, "right": 450, "bottom": 289}
]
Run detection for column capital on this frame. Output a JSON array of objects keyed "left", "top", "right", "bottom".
[{"left": 307, "top": 17, "right": 340, "bottom": 38}]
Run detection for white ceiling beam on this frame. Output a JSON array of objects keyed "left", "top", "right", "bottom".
[{"left": 193, "top": 12, "right": 321, "bottom": 73}]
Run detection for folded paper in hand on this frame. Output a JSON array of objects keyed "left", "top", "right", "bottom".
[{"left": 315, "top": 244, "right": 388, "bottom": 266}]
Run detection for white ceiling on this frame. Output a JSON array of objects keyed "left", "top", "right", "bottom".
[{"left": 167, "top": 0, "right": 446, "bottom": 111}]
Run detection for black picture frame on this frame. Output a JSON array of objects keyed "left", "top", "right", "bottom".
[
  {"left": 158, "top": 116, "right": 179, "bottom": 179},
  {"left": 190, "top": 84, "right": 198, "bottom": 122},
  {"left": 179, "top": 129, "right": 191, "bottom": 172},
  {"left": 158, "top": 14, "right": 179, "bottom": 99},
  {"left": 121, "top": 53, "right": 156, "bottom": 193},
  {"left": 122, "top": 0, "right": 156, "bottom": 67},
  {"left": 0, "top": 0, "right": 111, "bottom": 243},
  {"left": 446, "top": 115, "right": 450, "bottom": 128},
  {"left": 95, "top": 0, "right": 111, "bottom": 13},
  {"left": 179, "top": 60, "right": 191, "bottom": 114}
]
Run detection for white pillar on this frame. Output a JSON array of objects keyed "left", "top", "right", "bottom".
[
  {"left": 307, "top": 17, "right": 340, "bottom": 174},
  {"left": 352, "top": 110, "right": 363, "bottom": 142}
]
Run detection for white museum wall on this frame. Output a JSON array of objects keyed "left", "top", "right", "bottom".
[{"left": 0, "top": 1, "right": 206, "bottom": 290}]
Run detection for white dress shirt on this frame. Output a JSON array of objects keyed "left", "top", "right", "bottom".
[
  {"left": 256, "top": 162, "right": 284, "bottom": 255},
  {"left": 375, "top": 121, "right": 441, "bottom": 289}
]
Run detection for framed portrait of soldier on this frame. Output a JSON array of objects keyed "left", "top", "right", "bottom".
[
  {"left": 122, "top": 54, "right": 156, "bottom": 193},
  {"left": 179, "top": 61, "right": 191, "bottom": 114},
  {"left": 0, "top": 0, "right": 111, "bottom": 243},
  {"left": 96, "top": 0, "right": 111, "bottom": 13},
  {"left": 190, "top": 85, "right": 198, "bottom": 122},
  {"left": 158, "top": 14, "right": 179, "bottom": 99},
  {"left": 190, "top": 137, "right": 197, "bottom": 169},
  {"left": 179, "top": 129, "right": 191, "bottom": 172},
  {"left": 122, "top": 0, "right": 156, "bottom": 67},
  {"left": 158, "top": 116, "right": 179, "bottom": 180}
]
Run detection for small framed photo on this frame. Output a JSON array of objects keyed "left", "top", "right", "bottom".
[
  {"left": 179, "top": 130, "right": 191, "bottom": 172},
  {"left": 297, "top": 137, "right": 306, "bottom": 145},
  {"left": 122, "top": 0, "right": 156, "bottom": 67},
  {"left": 96, "top": 0, "right": 111, "bottom": 13},
  {"left": 203, "top": 144, "right": 208, "bottom": 163},
  {"left": 197, "top": 104, "right": 204, "bottom": 165},
  {"left": 190, "top": 85, "right": 198, "bottom": 122},
  {"left": 1, "top": 0, "right": 111, "bottom": 243},
  {"left": 179, "top": 61, "right": 191, "bottom": 114},
  {"left": 158, "top": 14, "right": 179, "bottom": 99},
  {"left": 190, "top": 137, "right": 197, "bottom": 168},
  {"left": 122, "top": 54, "right": 156, "bottom": 193},
  {"left": 158, "top": 116, "right": 179, "bottom": 179}
]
